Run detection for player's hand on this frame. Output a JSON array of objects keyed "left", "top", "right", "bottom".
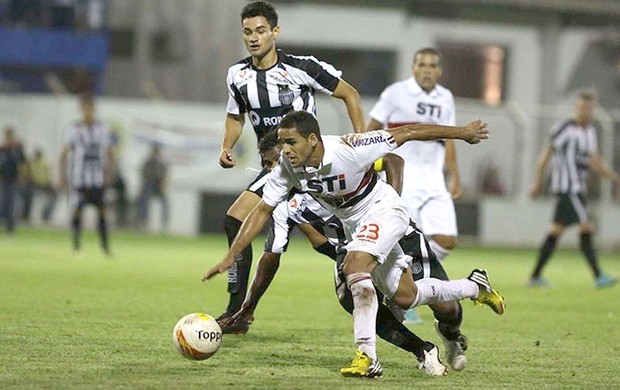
[
  {"left": 461, "top": 120, "right": 489, "bottom": 144},
  {"left": 201, "top": 255, "right": 235, "bottom": 281},
  {"left": 529, "top": 181, "right": 542, "bottom": 198},
  {"left": 219, "top": 148, "right": 236, "bottom": 168}
]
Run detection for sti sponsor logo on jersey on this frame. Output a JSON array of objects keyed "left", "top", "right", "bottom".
[
  {"left": 417, "top": 102, "right": 442, "bottom": 119},
  {"left": 307, "top": 174, "right": 347, "bottom": 193}
]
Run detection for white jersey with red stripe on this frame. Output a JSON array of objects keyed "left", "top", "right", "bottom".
[
  {"left": 262, "top": 131, "right": 405, "bottom": 229},
  {"left": 369, "top": 77, "right": 455, "bottom": 194}
]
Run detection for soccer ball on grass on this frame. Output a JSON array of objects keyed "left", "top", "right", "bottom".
[{"left": 172, "top": 313, "right": 222, "bottom": 360}]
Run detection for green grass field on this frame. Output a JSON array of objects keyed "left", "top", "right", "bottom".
[{"left": 1, "top": 228, "right": 619, "bottom": 389}]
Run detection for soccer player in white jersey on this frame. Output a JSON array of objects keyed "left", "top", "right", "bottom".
[
  {"left": 216, "top": 1, "right": 365, "bottom": 331},
  {"left": 529, "top": 91, "right": 620, "bottom": 288},
  {"left": 204, "top": 110, "right": 505, "bottom": 378},
  {"left": 368, "top": 47, "right": 460, "bottom": 263},
  {"left": 60, "top": 94, "right": 115, "bottom": 256},
  {"left": 367, "top": 46, "right": 462, "bottom": 359}
]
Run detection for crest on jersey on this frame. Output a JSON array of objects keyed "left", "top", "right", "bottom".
[{"left": 278, "top": 85, "right": 295, "bottom": 106}]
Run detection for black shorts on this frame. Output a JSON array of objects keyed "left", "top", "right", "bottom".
[
  {"left": 72, "top": 187, "right": 106, "bottom": 209},
  {"left": 245, "top": 167, "right": 270, "bottom": 198},
  {"left": 553, "top": 193, "right": 589, "bottom": 226},
  {"left": 398, "top": 223, "right": 449, "bottom": 282}
]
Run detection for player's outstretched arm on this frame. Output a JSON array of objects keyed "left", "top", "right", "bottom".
[
  {"left": 223, "top": 252, "right": 282, "bottom": 327},
  {"left": 389, "top": 120, "right": 489, "bottom": 146},
  {"left": 379, "top": 153, "right": 404, "bottom": 195},
  {"left": 202, "top": 200, "right": 275, "bottom": 281}
]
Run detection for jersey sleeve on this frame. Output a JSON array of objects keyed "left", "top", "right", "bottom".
[
  {"left": 549, "top": 120, "right": 570, "bottom": 150},
  {"left": 587, "top": 127, "right": 598, "bottom": 154},
  {"left": 263, "top": 202, "right": 294, "bottom": 254},
  {"left": 225, "top": 67, "right": 246, "bottom": 115},
  {"left": 341, "top": 130, "right": 398, "bottom": 168},
  {"left": 369, "top": 87, "right": 396, "bottom": 125},
  {"left": 445, "top": 92, "right": 456, "bottom": 126},
  {"left": 262, "top": 163, "right": 294, "bottom": 208},
  {"left": 286, "top": 55, "right": 342, "bottom": 96}
]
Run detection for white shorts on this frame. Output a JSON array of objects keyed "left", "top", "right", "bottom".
[
  {"left": 345, "top": 196, "right": 412, "bottom": 299},
  {"left": 404, "top": 191, "right": 458, "bottom": 237}
]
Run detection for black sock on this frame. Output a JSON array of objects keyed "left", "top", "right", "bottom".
[
  {"left": 98, "top": 215, "right": 109, "bottom": 254},
  {"left": 376, "top": 304, "right": 431, "bottom": 359},
  {"left": 532, "top": 234, "right": 558, "bottom": 279},
  {"left": 313, "top": 241, "right": 339, "bottom": 261},
  {"left": 580, "top": 232, "right": 601, "bottom": 278},
  {"left": 223, "top": 215, "right": 252, "bottom": 314},
  {"left": 433, "top": 302, "right": 463, "bottom": 341},
  {"left": 71, "top": 215, "right": 81, "bottom": 251}
]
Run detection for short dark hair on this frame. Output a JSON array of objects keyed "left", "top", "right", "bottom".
[
  {"left": 577, "top": 90, "right": 597, "bottom": 102},
  {"left": 278, "top": 111, "right": 321, "bottom": 140},
  {"left": 413, "top": 47, "right": 443, "bottom": 66},
  {"left": 258, "top": 128, "right": 279, "bottom": 155},
  {"left": 241, "top": 1, "right": 278, "bottom": 29}
]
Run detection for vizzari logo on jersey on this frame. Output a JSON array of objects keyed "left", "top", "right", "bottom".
[{"left": 349, "top": 135, "right": 388, "bottom": 148}]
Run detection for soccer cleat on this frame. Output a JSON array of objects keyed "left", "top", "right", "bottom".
[
  {"left": 403, "top": 308, "right": 424, "bottom": 325},
  {"left": 595, "top": 274, "right": 617, "bottom": 289},
  {"left": 528, "top": 277, "right": 550, "bottom": 288},
  {"left": 417, "top": 344, "right": 447, "bottom": 376},
  {"left": 434, "top": 320, "right": 467, "bottom": 371},
  {"left": 215, "top": 312, "right": 251, "bottom": 335},
  {"left": 468, "top": 269, "right": 506, "bottom": 315},
  {"left": 340, "top": 350, "right": 383, "bottom": 378}
]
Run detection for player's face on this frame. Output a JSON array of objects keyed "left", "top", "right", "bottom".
[
  {"left": 412, "top": 53, "right": 442, "bottom": 93},
  {"left": 278, "top": 127, "right": 317, "bottom": 168},
  {"left": 80, "top": 102, "right": 95, "bottom": 123},
  {"left": 241, "top": 16, "right": 280, "bottom": 60},
  {"left": 260, "top": 145, "right": 282, "bottom": 171},
  {"left": 576, "top": 97, "right": 596, "bottom": 123}
]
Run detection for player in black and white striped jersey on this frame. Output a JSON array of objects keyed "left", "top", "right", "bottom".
[
  {"left": 529, "top": 91, "right": 620, "bottom": 288},
  {"left": 215, "top": 1, "right": 365, "bottom": 329},
  {"left": 60, "top": 94, "right": 115, "bottom": 257}
]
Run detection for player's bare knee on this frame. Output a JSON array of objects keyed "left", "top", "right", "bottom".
[
  {"left": 342, "top": 252, "right": 376, "bottom": 275},
  {"left": 433, "top": 235, "right": 457, "bottom": 250}
]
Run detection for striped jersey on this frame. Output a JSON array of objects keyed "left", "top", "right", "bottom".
[
  {"left": 226, "top": 50, "right": 342, "bottom": 142},
  {"left": 65, "top": 120, "right": 112, "bottom": 189},
  {"left": 549, "top": 119, "right": 598, "bottom": 194},
  {"left": 265, "top": 191, "right": 346, "bottom": 254},
  {"left": 369, "top": 77, "right": 456, "bottom": 193}
]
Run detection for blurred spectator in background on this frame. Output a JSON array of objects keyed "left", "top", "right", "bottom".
[
  {"left": 6, "top": 0, "right": 44, "bottom": 27},
  {"left": 134, "top": 144, "right": 169, "bottom": 232},
  {"left": 49, "top": 0, "right": 76, "bottom": 28},
  {"left": 0, "top": 126, "right": 26, "bottom": 234},
  {"left": 20, "top": 148, "right": 57, "bottom": 223}
]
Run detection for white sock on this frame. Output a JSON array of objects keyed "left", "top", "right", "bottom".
[
  {"left": 429, "top": 240, "right": 452, "bottom": 262},
  {"left": 411, "top": 278, "right": 478, "bottom": 307},
  {"left": 346, "top": 272, "right": 377, "bottom": 360}
]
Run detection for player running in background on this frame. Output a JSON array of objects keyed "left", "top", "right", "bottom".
[
  {"left": 60, "top": 94, "right": 115, "bottom": 256},
  {"left": 529, "top": 91, "right": 619, "bottom": 288},
  {"left": 216, "top": 1, "right": 364, "bottom": 331},
  {"left": 367, "top": 47, "right": 461, "bottom": 326},
  {"left": 204, "top": 110, "right": 505, "bottom": 378}
]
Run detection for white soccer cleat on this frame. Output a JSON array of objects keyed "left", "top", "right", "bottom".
[
  {"left": 417, "top": 345, "right": 447, "bottom": 376},
  {"left": 434, "top": 320, "right": 467, "bottom": 371}
]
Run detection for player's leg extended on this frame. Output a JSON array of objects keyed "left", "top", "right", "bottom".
[
  {"left": 340, "top": 251, "right": 382, "bottom": 378},
  {"left": 221, "top": 190, "right": 261, "bottom": 321},
  {"left": 97, "top": 205, "right": 110, "bottom": 256}
]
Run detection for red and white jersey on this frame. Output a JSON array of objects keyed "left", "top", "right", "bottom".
[
  {"left": 262, "top": 131, "right": 406, "bottom": 235},
  {"left": 369, "top": 77, "right": 456, "bottom": 193}
]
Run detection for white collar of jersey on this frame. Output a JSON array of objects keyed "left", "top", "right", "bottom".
[
  {"left": 292, "top": 137, "right": 334, "bottom": 174},
  {"left": 409, "top": 77, "right": 440, "bottom": 98}
]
